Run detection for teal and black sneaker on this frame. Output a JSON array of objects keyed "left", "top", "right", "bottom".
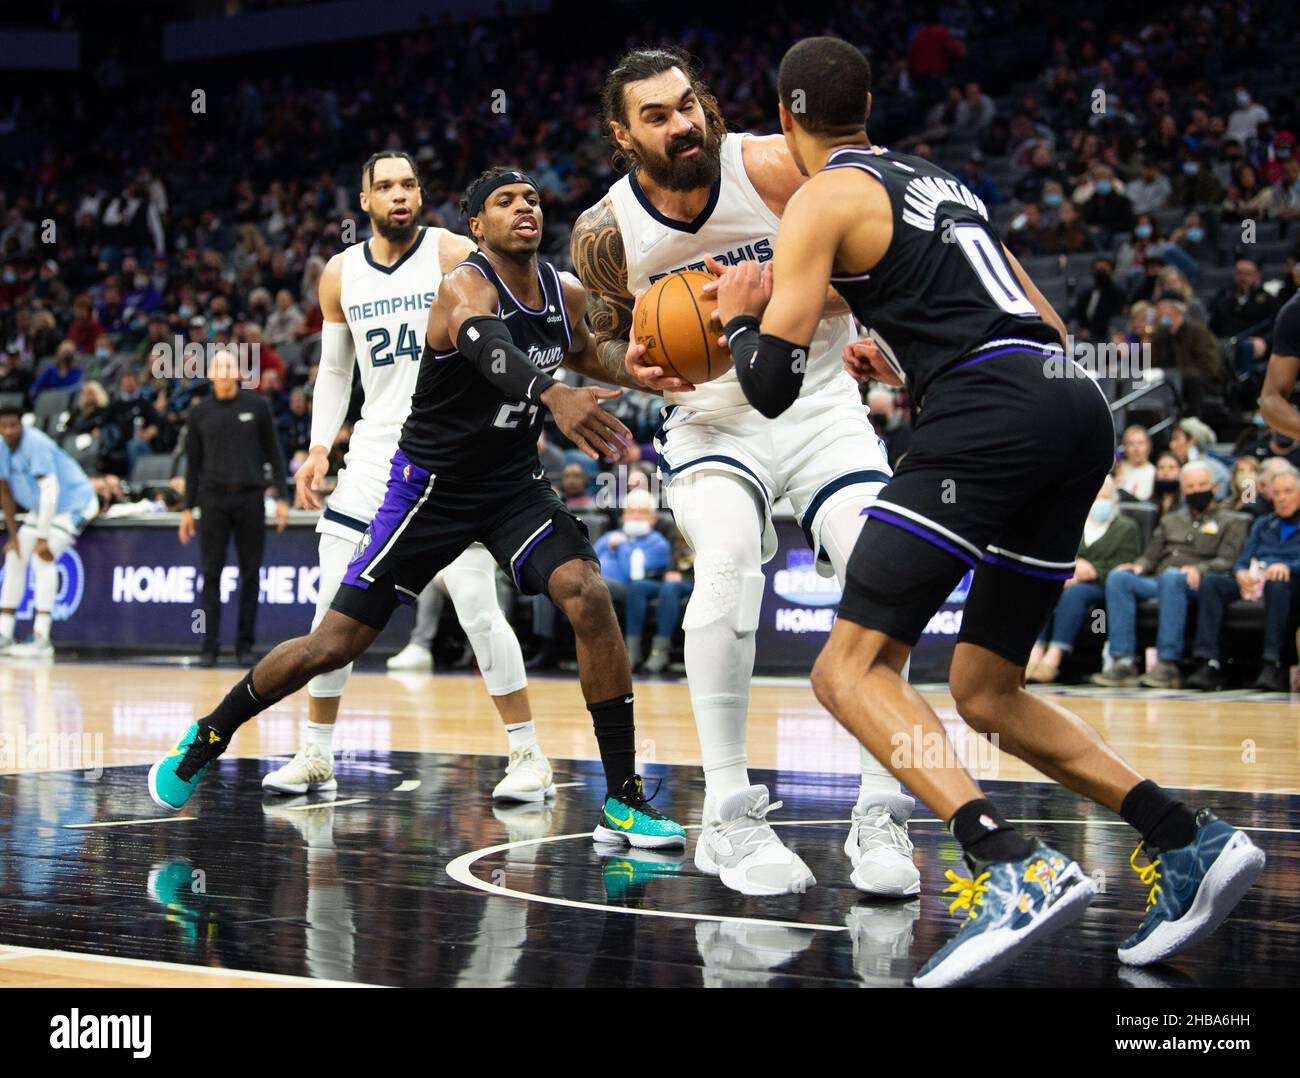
[
  {"left": 148, "top": 722, "right": 226, "bottom": 811},
  {"left": 913, "top": 844, "right": 1095, "bottom": 988},
  {"left": 591, "top": 774, "right": 686, "bottom": 849},
  {"left": 1117, "top": 809, "right": 1265, "bottom": 967}
]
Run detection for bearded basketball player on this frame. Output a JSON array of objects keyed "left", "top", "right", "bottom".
[{"left": 571, "top": 48, "right": 917, "bottom": 898}]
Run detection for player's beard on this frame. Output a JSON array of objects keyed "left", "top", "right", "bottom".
[
  {"left": 373, "top": 209, "right": 419, "bottom": 245},
  {"left": 632, "top": 122, "right": 723, "bottom": 192}
]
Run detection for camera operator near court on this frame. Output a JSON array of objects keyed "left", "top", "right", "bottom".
[{"left": 178, "top": 348, "right": 288, "bottom": 667}]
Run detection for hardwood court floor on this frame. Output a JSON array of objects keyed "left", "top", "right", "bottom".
[{"left": 0, "top": 660, "right": 1296, "bottom": 987}]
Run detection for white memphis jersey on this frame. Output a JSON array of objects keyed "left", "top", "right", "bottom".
[
  {"left": 608, "top": 133, "right": 856, "bottom": 415},
  {"left": 339, "top": 225, "right": 446, "bottom": 466}
]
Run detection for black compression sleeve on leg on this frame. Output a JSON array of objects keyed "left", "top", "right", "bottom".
[
  {"left": 204, "top": 670, "right": 282, "bottom": 740},
  {"left": 588, "top": 694, "right": 636, "bottom": 797},
  {"left": 456, "top": 315, "right": 557, "bottom": 404},
  {"left": 723, "top": 315, "right": 808, "bottom": 419}
]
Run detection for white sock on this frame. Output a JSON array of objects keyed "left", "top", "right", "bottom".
[
  {"left": 686, "top": 620, "right": 754, "bottom": 813},
  {"left": 0, "top": 612, "right": 14, "bottom": 639},
  {"left": 304, "top": 720, "right": 335, "bottom": 757},
  {"left": 33, "top": 612, "right": 51, "bottom": 642},
  {"left": 504, "top": 720, "right": 538, "bottom": 755}
]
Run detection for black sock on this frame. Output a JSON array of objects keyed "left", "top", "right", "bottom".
[
  {"left": 949, "top": 798, "right": 1035, "bottom": 863},
  {"left": 204, "top": 670, "right": 277, "bottom": 742},
  {"left": 1120, "top": 779, "right": 1197, "bottom": 851},
  {"left": 588, "top": 694, "right": 636, "bottom": 797}
]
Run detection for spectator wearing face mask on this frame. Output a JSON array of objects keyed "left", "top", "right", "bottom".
[
  {"left": 1170, "top": 152, "right": 1225, "bottom": 212},
  {"left": 1027, "top": 477, "right": 1141, "bottom": 683},
  {"left": 1074, "top": 256, "right": 1126, "bottom": 341},
  {"left": 1092, "top": 460, "right": 1249, "bottom": 688},
  {"left": 1226, "top": 87, "right": 1270, "bottom": 145},
  {"left": 1077, "top": 166, "right": 1134, "bottom": 244},
  {"left": 1186, "top": 466, "right": 1300, "bottom": 692},
  {"left": 1151, "top": 297, "right": 1222, "bottom": 417},
  {"left": 593, "top": 491, "right": 672, "bottom": 667},
  {"left": 1150, "top": 450, "right": 1183, "bottom": 518}
]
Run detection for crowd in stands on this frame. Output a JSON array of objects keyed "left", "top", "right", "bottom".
[{"left": 2, "top": 0, "right": 1299, "bottom": 678}]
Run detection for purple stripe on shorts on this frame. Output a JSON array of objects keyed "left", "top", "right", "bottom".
[
  {"left": 983, "top": 552, "right": 1075, "bottom": 581},
  {"left": 952, "top": 344, "right": 1061, "bottom": 371},
  {"left": 862, "top": 507, "right": 978, "bottom": 569},
  {"left": 512, "top": 523, "right": 554, "bottom": 588},
  {"left": 341, "top": 449, "right": 430, "bottom": 590}
]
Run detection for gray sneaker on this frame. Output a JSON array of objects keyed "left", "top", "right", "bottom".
[
  {"left": 1139, "top": 660, "right": 1182, "bottom": 689},
  {"left": 694, "top": 785, "right": 816, "bottom": 896},
  {"left": 1091, "top": 657, "right": 1140, "bottom": 687}
]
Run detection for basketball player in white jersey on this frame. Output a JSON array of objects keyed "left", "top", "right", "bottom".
[
  {"left": 571, "top": 49, "right": 918, "bottom": 896},
  {"left": 263, "top": 151, "right": 553, "bottom": 804}
]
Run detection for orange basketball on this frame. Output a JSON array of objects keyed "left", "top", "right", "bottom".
[{"left": 634, "top": 269, "right": 733, "bottom": 385}]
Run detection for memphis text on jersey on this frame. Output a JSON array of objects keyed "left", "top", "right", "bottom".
[
  {"left": 345, "top": 290, "right": 435, "bottom": 324},
  {"left": 648, "top": 237, "right": 773, "bottom": 283}
]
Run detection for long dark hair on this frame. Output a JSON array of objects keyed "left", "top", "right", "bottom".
[{"left": 600, "top": 46, "right": 727, "bottom": 175}]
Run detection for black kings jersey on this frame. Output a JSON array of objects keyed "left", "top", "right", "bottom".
[
  {"left": 398, "top": 252, "right": 573, "bottom": 479},
  {"left": 822, "top": 145, "right": 1061, "bottom": 402}
]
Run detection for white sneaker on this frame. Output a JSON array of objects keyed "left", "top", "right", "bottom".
[
  {"left": 262, "top": 743, "right": 338, "bottom": 794},
  {"left": 845, "top": 792, "right": 921, "bottom": 896},
  {"left": 7, "top": 638, "right": 53, "bottom": 660},
  {"left": 492, "top": 747, "right": 556, "bottom": 803},
  {"left": 386, "top": 642, "right": 432, "bottom": 672},
  {"left": 694, "top": 784, "right": 815, "bottom": 896}
]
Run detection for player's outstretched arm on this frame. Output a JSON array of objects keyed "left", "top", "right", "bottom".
[
  {"left": 441, "top": 265, "right": 632, "bottom": 461},
  {"left": 301, "top": 253, "right": 351, "bottom": 509},
  {"left": 570, "top": 198, "right": 691, "bottom": 393}
]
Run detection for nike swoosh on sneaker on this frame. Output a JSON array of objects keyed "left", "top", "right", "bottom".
[{"left": 605, "top": 807, "right": 635, "bottom": 829}]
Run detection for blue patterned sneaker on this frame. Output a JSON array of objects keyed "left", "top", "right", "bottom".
[
  {"left": 591, "top": 774, "right": 686, "bottom": 849},
  {"left": 913, "top": 844, "right": 1095, "bottom": 988},
  {"left": 148, "top": 722, "right": 226, "bottom": 811},
  {"left": 1117, "top": 809, "right": 1265, "bottom": 966}
]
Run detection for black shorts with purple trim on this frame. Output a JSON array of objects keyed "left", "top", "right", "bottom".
[
  {"left": 331, "top": 448, "right": 597, "bottom": 630},
  {"left": 838, "top": 346, "right": 1115, "bottom": 665}
]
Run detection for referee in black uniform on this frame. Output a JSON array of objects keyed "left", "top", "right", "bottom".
[{"left": 179, "top": 347, "right": 288, "bottom": 666}]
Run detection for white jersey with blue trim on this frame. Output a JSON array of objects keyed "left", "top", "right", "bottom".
[
  {"left": 607, "top": 132, "right": 857, "bottom": 416},
  {"left": 339, "top": 225, "right": 447, "bottom": 469}
]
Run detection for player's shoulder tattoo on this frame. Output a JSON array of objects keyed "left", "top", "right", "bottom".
[{"left": 571, "top": 197, "right": 632, "bottom": 344}]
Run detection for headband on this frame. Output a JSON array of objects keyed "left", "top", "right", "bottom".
[{"left": 466, "top": 170, "right": 538, "bottom": 219}]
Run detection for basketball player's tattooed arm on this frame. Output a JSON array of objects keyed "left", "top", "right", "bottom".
[
  {"left": 439, "top": 265, "right": 633, "bottom": 461},
  {"left": 299, "top": 253, "right": 352, "bottom": 509},
  {"left": 570, "top": 198, "right": 693, "bottom": 393}
]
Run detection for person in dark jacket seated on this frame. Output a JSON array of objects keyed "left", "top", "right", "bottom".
[
  {"left": 1092, "top": 461, "right": 1249, "bottom": 689},
  {"left": 1186, "top": 466, "right": 1300, "bottom": 692}
]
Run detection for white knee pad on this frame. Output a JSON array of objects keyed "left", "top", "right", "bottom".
[
  {"left": 445, "top": 558, "right": 527, "bottom": 696},
  {"left": 1, "top": 548, "right": 29, "bottom": 608},
  {"left": 817, "top": 491, "right": 879, "bottom": 585},
  {"left": 31, "top": 554, "right": 58, "bottom": 611},
  {"left": 308, "top": 533, "right": 356, "bottom": 699},
  {"left": 683, "top": 549, "right": 765, "bottom": 634}
]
